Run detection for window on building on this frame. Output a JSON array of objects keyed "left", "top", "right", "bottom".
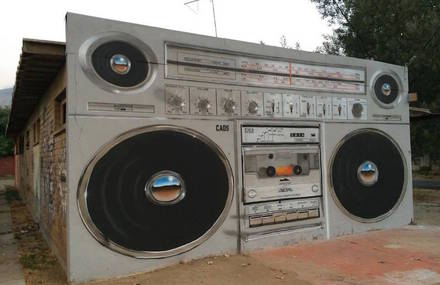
[
  {"left": 17, "top": 136, "right": 24, "bottom": 154},
  {"left": 25, "top": 130, "right": 30, "bottom": 150},
  {"left": 55, "top": 89, "right": 66, "bottom": 132},
  {"left": 33, "top": 118, "right": 40, "bottom": 145}
]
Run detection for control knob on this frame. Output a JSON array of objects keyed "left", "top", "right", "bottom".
[
  {"left": 168, "top": 95, "right": 185, "bottom": 110},
  {"left": 197, "top": 98, "right": 211, "bottom": 113},
  {"left": 223, "top": 98, "right": 237, "bottom": 114},
  {"left": 248, "top": 100, "right": 259, "bottom": 114},
  {"left": 351, "top": 102, "right": 363, "bottom": 118}
]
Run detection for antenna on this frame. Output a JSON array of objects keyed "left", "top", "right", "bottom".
[
  {"left": 210, "top": 0, "right": 218, "bottom": 37},
  {"left": 184, "top": 0, "right": 218, "bottom": 37},
  {"left": 184, "top": 0, "right": 199, "bottom": 14}
]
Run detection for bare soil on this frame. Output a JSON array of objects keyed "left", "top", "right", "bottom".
[
  {"left": 413, "top": 188, "right": 440, "bottom": 226},
  {"left": 7, "top": 185, "right": 67, "bottom": 284},
  {"left": 85, "top": 255, "right": 310, "bottom": 285}
]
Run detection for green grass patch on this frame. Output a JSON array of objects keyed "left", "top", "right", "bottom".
[{"left": 20, "top": 253, "right": 41, "bottom": 270}]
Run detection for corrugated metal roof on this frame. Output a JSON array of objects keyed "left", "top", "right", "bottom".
[
  {"left": 410, "top": 107, "right": 440, "bottom": 121},
  {"left": 7, "top": 38, "right": 65, "bottom": 136}
]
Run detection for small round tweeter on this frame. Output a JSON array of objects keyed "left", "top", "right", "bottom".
[
  {"left": 330, "top": 129, "right": 407, "bottom": 222},
  {"left": 79, "top": 33, "right": 157, "bottom": 93},
  {"left": 372, "top": 72, "right": 401, "bottom": 108},
  {"left": 77, "top": 126, "right": 233, "bottom": 258},
  {"left": 91, "top": 41, "right": 147, "bottom": 87}
]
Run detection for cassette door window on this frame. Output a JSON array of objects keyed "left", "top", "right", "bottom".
[{"left": 243, "top": 145, "right": 321, "bottom": 203}]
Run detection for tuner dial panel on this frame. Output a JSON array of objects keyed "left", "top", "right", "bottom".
[
  {"left": 217, "top": 89, "right": 241, "bottom": 116},
  {"left": 264, "top": 93, "right": 282, "bottom": 117},
  {"left": 165, "top": 85, "right": 189, "bottom": 114},
  {"left": 241, "top": 91, "right": 264, "bottom": 117},
  {"left": 190, "top": 87, "right": 216, "bottom": 115}
]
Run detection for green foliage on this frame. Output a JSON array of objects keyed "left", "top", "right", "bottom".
[
  {"left": 20, "top": 254, "right": 40, "bottom": 270},
  {"left": 411, "top": 118, "right": 440, "bottom": 160},
  {"left": 312, "top": 0, "right": 440, "bottom": 107},
  {"left": 417, "top": 166, "right": 433, "bottom": 176},
  {"left": 312, "top": 0, "right": 440, "bottom": 159},
  {"left": 0, "top": 106, "right": 14, "bottom": 157}
]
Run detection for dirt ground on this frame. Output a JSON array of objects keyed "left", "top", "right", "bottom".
[
  {"left": 7, "top": 185, "right": 67, "bottom": 284},
  {"left": 6, "top": 184, "right": 440, "bottom": 285},
  {"left": 413, "top": 188, "right": 440, "bottom": 226}
]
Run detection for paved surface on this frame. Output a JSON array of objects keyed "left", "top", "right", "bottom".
[
  {"left": 0, "top": 179, "right": 25, "bottom": 285},
  {"left": 89, "top": 226, "right": 440, "bottom": 285},
  {"left": 414, "top": 179, "right": 440, "bottom": 190},
  {"left": 251, "top": 225, "right": 440, "bottom": 285}
]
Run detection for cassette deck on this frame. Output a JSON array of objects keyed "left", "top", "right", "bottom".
[{"left": 240, "top": 125, "right": 323, "bottom": 238}]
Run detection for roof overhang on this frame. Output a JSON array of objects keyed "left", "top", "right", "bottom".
[
  {"left": 6, "top": 39, "right": 66, "bottom": 136},
  {"left": 410, "top": 107, "right": 440, "bottom": 121}
]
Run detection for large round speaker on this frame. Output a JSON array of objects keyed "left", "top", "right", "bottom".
[
  {"left": 372, "top": 72, "right": 401, "bottom": 107},
  {"left": 77, "top": 126, "right": 233, "bottom": 258},
  {"left": 330, "top": 129, "right": 407, "bottom": 222},
  {"left": 79, "top": 33, "right": 157, "bottom": 93}
]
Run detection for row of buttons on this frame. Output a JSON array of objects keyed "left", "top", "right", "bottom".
[
  {"left": 249, "top": 208, "right": 320, "bottom": 227},
  {"left": 165, "top": 85, "right": 368, "bottom": 120}
]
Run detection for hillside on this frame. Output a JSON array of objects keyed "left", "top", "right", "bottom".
[{"left": 0, "top": 88, "right": 12, "bottom": 106}]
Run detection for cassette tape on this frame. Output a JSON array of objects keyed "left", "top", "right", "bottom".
[{"left": 242, "top": 145, "right": 321, "bottom": 203}]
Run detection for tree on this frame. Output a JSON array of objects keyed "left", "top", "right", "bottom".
[
  {"left": 0, "top": 107, "right": 14, "bottom": 157},
  {"left": 280, "top": 35, "right": 301, "bottom": 50},
  {"left": 312, "top": 0, "right": 440, "bottom": 107},
  {"left": 312, "top": 0, "right": 440, "bottom": 164},
  {"left": 280, "top": 35, "right": 292, "bottom": 49}
]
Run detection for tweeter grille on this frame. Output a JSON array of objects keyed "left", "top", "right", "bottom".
[
  {"left": 330, "top": 129, "right": 406, "bottom": 221},
  {"left": 372, "top": 73, "right": 400, "bottom": 107},
  {"left": 91, "top": 41, "right": 149, "bottom": 87},
  {"left": 79, "top": 33, "right": 157, "bottom": 93},
  {"left": 78, "top": 126, "right": 233, "bottom": 258}
]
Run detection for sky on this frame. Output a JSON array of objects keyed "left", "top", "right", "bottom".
[{"left": 0, "top": 0, "right": 332, "bottom": 89}]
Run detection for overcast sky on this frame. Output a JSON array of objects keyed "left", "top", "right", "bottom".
[{"left": 0, "top": 0, "right": 332, "bottom": 89}]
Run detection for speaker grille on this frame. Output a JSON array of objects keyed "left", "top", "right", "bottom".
[
  {"left": 78, "top": 126, "right": 233, "bottom": 257},
  {"left": 91, "top": 41, "right": 149, "bottom": 87},
  {"left": 331, "top": 130, "right": 406, "bottom": 221},
  {"left": 373, "top": 74, "right": 399, "bottom": 105}
]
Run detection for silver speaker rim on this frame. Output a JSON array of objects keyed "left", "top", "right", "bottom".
[
  {"left": 328, "top": 128, "right": 408, "bottom": 223},
  {"left": 370, "top": 70, "right": 403, "bottom": 109},
  {"left": 78, "top": 32, "right": 158, "bottom": 94},
  {"left": 77, "top": 125, "right": 234, "bottom": 258}
]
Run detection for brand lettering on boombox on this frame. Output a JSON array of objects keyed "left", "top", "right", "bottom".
[
  {"left": 279, "top": 187, "right": 294, "bottom": 193},
  {"left": 244, "top": 127, "right": 254, "bottom": 133},
  {"left": 216, "top": 124, "right": 230, "bottom": 132}
]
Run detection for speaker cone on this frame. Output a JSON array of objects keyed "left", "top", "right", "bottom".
[
  {"left": 78, "top": 126, "right": 233, "bottom": 258},
  {"left": 330, "top": 129, "right": 406, "bottom": 221},
  {"left": 373, "top": 74, "right": 399, "bottom": 106},
  {"left": 91, "top": 41, "right": 149, "bottom": 87}
]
